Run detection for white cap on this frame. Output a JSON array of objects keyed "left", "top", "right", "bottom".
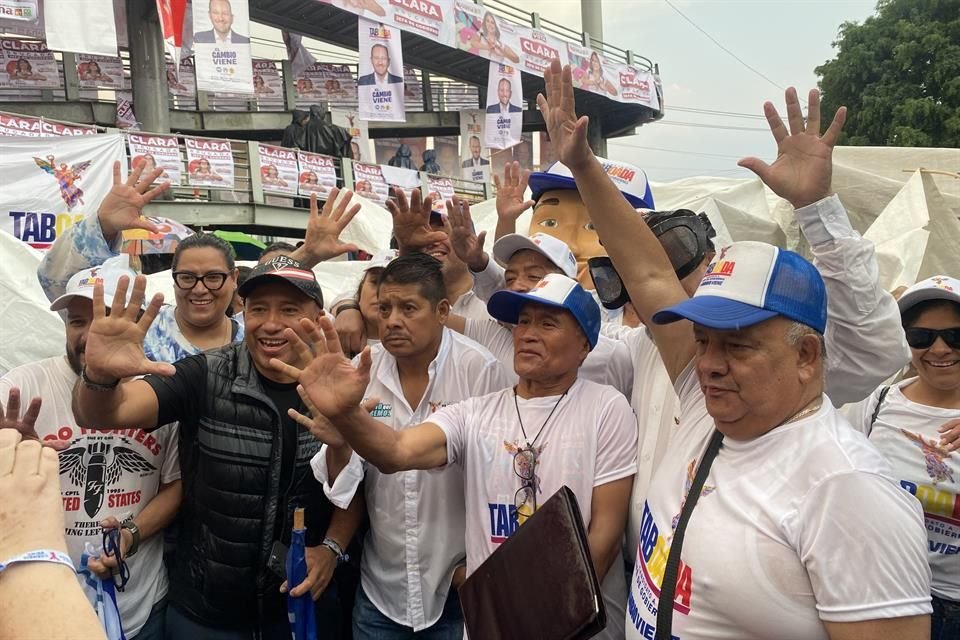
[
  {"left": 898, "top": 275, "right": 960, "bottom": 313},
  {"left": 365, "top": 249, "right": 398, "bottom": 271},
  {"left": 492, "top": 233, "right": 578, "bottom": 278},
  {"left": 49, "top": 255, "right": 139, "bottom": 312}
]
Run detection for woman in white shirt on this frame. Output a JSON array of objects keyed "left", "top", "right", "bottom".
[{"left": 849, "top": 275, "right": 960, "bottom": 640}]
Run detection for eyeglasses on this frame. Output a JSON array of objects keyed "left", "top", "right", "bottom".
[
  {"left": 513, "top": 447, "right": 538, "bottom": 524},
  {"left": 172, "top": 271, "right": 230, "bottom": 291},
  {"left": 101, "top": 527, "right": 130, "bottom": 592},
  {"left": 905, "top": 327, "right": 960, "bottom": 350}
]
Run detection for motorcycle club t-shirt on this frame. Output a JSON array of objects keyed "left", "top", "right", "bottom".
[
  {"left": 626, "top": 363, "right": 931, "bottom": 640},
  {"left": 0, "top": 356, "right": 180, "bottom": 637}
]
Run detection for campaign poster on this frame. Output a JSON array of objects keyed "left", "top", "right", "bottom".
[
  {"left": 0, "top": 114, "right": 97, "bottom": 137},
  {"left": 192, "top": 0, "right": 253, "bottom": 94},
  {"left": 316, "top": 0, "right": 388, "bottom": 21},
  {"left": 453, "top": 1, "right": 520, "bottom": 66},
  {"left": 484, "top": 61, "right": 522, "bottom": 150},
  {"left": 567, "top": 43, "right": 619, "bottom": 99},
  {"left": 427, "top": 174, "right": 454, "bottom": 213},
  {"left": 0, "top": 133, "right": 125, "bottom": 250},
  {"left": 115, "top": 91, "right": 139, "bottom": 130},
  {"left": 357, "top": 18, "right": 405, "bottom": 122},
  {"left": 184, "top": 137, "right": 235, "bottom": 188},
  {"left": 459, "top": 109, "right": 489, "bottom": 183},
  {"left": 44, "top": 0, "right": 118, "bottom": 57},
  {"left": 257, "top": 144, "right": 298, "bottom": 196},
  {"left": 127, "top": 133, "right": 182, "bottom": 185},
  {"left": 388, "top": 0, "right": 454, "bottom": 47},
  {"left": 296, "top": 63, "right": 357, "bottom": 106},
  {"left": 297, "top": 151, "right": 338, "bottom": 198},
  {"left": 251, "top": 59, "right": 282, "bottom": 97},
  {"left": 77, "top": 55, "right": 124, "bottom": 89},
  {"left": 331, "top": 108, "right": 370, "bottom": 163},
  {"left": 403, "top": 65, "right": 422, "bottom": 108},
  {"left": 515, "top": 25, "right": 567, "bottom": 77},
  {"left": 166, "top": 58, "right": 197, "bottom": 98},
  {"left": 352, "top": 161, "right": 391, "bottom": 206},
  {"left": 433, "top": 135, "right": 459, "bottom": 177},
  {"left": 0, "top": 0, "right": 36, "bottom": 21},
  {"left": 0, "top": 38, "right": 59, "bottom": 89},
  {"left": 613, "top": 63, "right": 660, "bottom": 111}
]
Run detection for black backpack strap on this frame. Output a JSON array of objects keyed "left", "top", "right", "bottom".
[
  {"left": 868, "top": 386, "right": 891, "bottom": 431},
  {"left": 654, "top": 429, "right": 724, "bottom": 640}
]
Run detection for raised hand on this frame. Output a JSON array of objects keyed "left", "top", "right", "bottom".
[
  {"left": 447, "top": 196, "right": 488, "bottom": 271},
  {"left": 387, "top": 187, "right": 447, "bottom": 252},
  {"left": 291, "top": 189, "right": 362, "bottom": 267},
  {"left": 537, "top": 59, "right": 593, "bottom": 171},
  {"left": 494, "top": 161, "right": 535, "bottom": 225},
  {"left": 97, "top": 160, "right": 171, "bottom": 241},
  {"left": 738, "top": 87, "right": 847, "bottom": 210},
  {"left": 0, "top": 388, "right": 67, "bottom": 451},
  {"left": 84, "top": 276, "right": 176, "bottom": 384},
  {"left": 288, "top": 386, "right": 346, "bottom": 448},
  {"left": 269, "top": 316, "right": 371, "bottom": 420}
]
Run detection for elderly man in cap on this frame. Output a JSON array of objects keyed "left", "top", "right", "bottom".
[
  {"left": 538, "top": 59, "right": 931, "bottom": 639},
  {"left": 72, "top": 255, "right": 364, "bottom": 639},
  {"left": 272, "top": 273, "right": 638, "bottom": 640},
  {"left": 1, "top": 255, "right": 180, "bottom": 640}
]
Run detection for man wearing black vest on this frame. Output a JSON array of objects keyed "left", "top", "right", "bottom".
[{"left": 73, "top": 256, "right": 363, "bottom": 640}]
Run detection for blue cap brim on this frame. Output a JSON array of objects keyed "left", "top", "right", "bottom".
[
  {"left": 529, "top": 171, "right": 651, "bottom": 209},
  {"left": 652, "top": 296, "right": 779, "bottom": 330},
  {"left": 487, "top": 289, "right": 598, "bottom": 350}
]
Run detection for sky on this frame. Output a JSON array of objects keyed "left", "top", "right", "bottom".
[{"left": 253, "top": 0, "right": 881, "bottom": 182}]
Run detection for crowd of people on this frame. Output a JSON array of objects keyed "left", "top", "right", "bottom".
[{"left": 1, "top": 60, "right": 958, "bottom": 640}]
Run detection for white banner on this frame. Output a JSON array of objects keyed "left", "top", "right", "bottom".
[
  {"left": 297, "top": 151, "right": 337, "bottom": 198},
  {"left": 484, "top": 61, "right": 522, "bottom": 150},
  {"left": 515, "top": 25, "right": 568, "bottom": 76},
  {"left": 193, "top": 0, "right": 253, "bottom": 94},
  {"left": 257, "top": 143, "right": 298, "bottom": 195},
  {"left": 127, "top": 133, "right": 181, "bottom": 185},
  {"left": 567, "top": 43, "right": 619, "bottom": 99},
  {"left": 331, "top": 108, "right": 370, "bottom": 163},
  {"left": 612, "top": 63, "right": 660, "bottom": 111},
  {"left": 459, "top": 109, "right": 489, "bottom": 183},
  {"left": 353, "top": 161, "right": 390, "bottom": 206},
  {"left": 295, "top": 63, "right": 357, "bottom": 107},
  {"left": 0, "top": 113, "right": 97, "bottom": 137},
  {"left": 0, "top": 39, "right": 59, "bottom": 89},
  {"left": 185, "top": 137, "right": 235, "bottom": 188},
  {"left": 0, "top": 0, "right": 36, "bottom": 21},
  {"left": 77, "top": 55, "right": 125, "bottom": 90},
  {"left": 318, "top": 0, "right": 455, "bottom": 47},
  {"left": 454, "top": 2, "right": 520, "bottom": 65},
  {"left": 115, "top": 91, "right": 139, "bottom": 130},
  {"left": 357, "top": 18, "right": 405, "bottom": 122},
  {"left": 44, "top": 0, "right": 118, "bottom": 56},
  {"left": 0, "top": 134, "right": 125, "bottom": 250},
  {"left": 166, "top": 58, "right": 196, "bottom": 98}
]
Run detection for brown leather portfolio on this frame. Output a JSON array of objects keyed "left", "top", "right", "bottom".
[{"left": 459, "top": 485, "right": 607, "bottom": 640}]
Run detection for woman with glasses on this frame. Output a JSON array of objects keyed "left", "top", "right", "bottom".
[{"left": 848, "top": 275, "right": 960, "bottom": 640}]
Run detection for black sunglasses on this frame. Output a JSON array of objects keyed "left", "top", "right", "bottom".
[
  {"left": 172, "top": 271, "right": 230, "bottom": 291},
  {"left": 905, "top": 327, "right": 960, "bottom": 350}
]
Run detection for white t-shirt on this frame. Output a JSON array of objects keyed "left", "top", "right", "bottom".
[
  {"left": 431, "top": 378, "right": 638, "bottom": 640},
  {"left": 466, "top": 318, "right": 634, "bottom": 399},
  {"left": 0, "top": 357, "right": 181, "bottom": 637},
  {"left": 626, "top": 365, "right": 932, "bottom": 640},
  {"left": 848, "top": 379, "right": 960, "bottom": 601}
]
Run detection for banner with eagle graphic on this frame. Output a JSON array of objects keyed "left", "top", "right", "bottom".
[{"left": 0, "top": 133, "right": 124, "bottom": 250}]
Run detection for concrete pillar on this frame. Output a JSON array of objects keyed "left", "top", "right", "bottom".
[
  {"left": 126, "top": 0, "right": 170, "bottom": 132},
  {"left": 580, "top": 0, "right": 603, "bottom": 45},
  {"left": 587, "top": 114, "right": 607, "bottom": 157}
]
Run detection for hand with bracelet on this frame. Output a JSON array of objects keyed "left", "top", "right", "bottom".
[{"left": 87, "top": 515, "right": 138, "bottom": 582}]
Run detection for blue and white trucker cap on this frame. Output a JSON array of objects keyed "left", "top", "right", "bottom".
[
  {"left": 652, "top": 241, "right": 827, "bottom": 333},
  {"left": 492, "top": 233, "right": 578, "bottom": 279},
  {"left": 528, "top": 158, "right": 655, "bottom": 210},
  {"left": 487, "top": 273, "right": 601, "bottom": 349}
]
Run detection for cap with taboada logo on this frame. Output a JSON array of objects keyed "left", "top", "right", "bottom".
[
  {"left": 652, "top": 241, "right": 827, "bottom": 333},
  {"left": 897, "top": 275, "right": 960, "bottom": 314},
  {"left": 528, "top": 158, "right": 655, "bottom": 210},
  {"left": 238, "top": 255, "right": 324, "bottom": 306},
  {"left": 492, "top": 233, "right": 577, "bottom": 279},
  {"left": 49, "top": 255, "right": 139, "bottom": 312}
]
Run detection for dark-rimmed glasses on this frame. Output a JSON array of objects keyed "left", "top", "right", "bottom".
[
  {"left": 172, "top": 271, "right": 230, "bottom": 291},
  {"left": 101, "top": 527, "right": 130, "bottom": 592},
  {"left": 513, "top": 447, "right": 538, "bottom": 523},
  {"left": 905, "top": 327, "right": 960, "bottom": 350}
]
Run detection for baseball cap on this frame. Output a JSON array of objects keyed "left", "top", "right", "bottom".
[
  {"left": 49, "top": 255, "right": 139, "bottom": 312},
  {"left": 897, "top": 276, "right": 960, "bottom": 314},
  {"left": 652, "top": 241, "right": 827, "bottom": 333},
  {"left": 238, "top": 255, "right": 324, "bottom": 307},
  {"left": 365, "top": 249, "right": 398, "bottom": 271},
  {"left": 528, "top": 158, "right": 655, "bottom": 210},
  {"left": 492, "top": 233, "right": 577, "bottom": 278},
  {"left": 487, "top": 273, "right": 601, "bottom": 350}
]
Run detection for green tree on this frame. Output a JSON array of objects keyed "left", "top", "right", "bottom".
[{"left": 816, "top": 0, "right": 960, "bottom": 147}]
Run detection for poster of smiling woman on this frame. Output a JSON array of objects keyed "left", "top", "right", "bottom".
[{"left": 193, "top": 0, "right": 253, "bottom": 94}]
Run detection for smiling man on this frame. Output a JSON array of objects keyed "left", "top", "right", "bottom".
[
  {"left": 193, "top": 0, "right": 250, "bottom": 44},
  {"left": 71, "top": 256, "right": 363, "bottom": 640}
]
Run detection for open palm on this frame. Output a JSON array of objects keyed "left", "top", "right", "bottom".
[
  {"left": 387, "top": 187, "right": 447, "bottom": 251},
  {"left": 537, "top": 60, "right": 593, "bottom": 171},
  {"left": 494, "top": 162, "right": 535, "bottom": 223},
  {"left": 97, "top": 161, "right": 170, "bottom": 239},
  {"left": 294, "top": 189, "right": 361, "bottom": 266},
  {"left": 447, "top": 196, "right": 487, "bottom": 269}
]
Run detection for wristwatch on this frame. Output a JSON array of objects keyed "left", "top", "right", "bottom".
[{"left": 120, "top": 518, "right": 141, "bottom": 557}]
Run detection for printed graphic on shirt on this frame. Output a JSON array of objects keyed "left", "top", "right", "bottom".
[
  {"left": 901, "top": 428, "right": 955, "bottom": 484},
  {"left": 55, "top": 425, "right": 166, "bottom": 535},
  {"left": 370, "top": 402, "right": 392, "bottom": 418},
  {"left": 671, "top": 458, "right": 716, "bottom": 530},
  {"left": 628, "top": 501, "right": 695, "bottom": 636}
]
